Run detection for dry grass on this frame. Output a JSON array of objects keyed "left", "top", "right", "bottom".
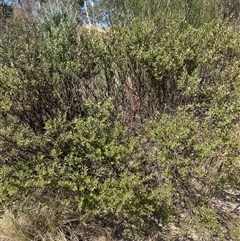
[
  {"left": 1, "top": 189, "right": 240, "bottom": 241},
  {"left": 0, "top": 199, "right": 112, "bottom": 241}
]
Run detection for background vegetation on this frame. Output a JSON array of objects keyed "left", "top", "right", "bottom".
[{"left": 0, "top": 0, "right": 240, "bottom": 240}]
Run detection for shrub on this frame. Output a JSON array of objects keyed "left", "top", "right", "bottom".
[{"left": 144, "top": 107, "right": 240, "bottom": 239}]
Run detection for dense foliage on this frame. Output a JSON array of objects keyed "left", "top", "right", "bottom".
[{"left": 1, "top": 1, "right": 240, "bottom": 240}]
